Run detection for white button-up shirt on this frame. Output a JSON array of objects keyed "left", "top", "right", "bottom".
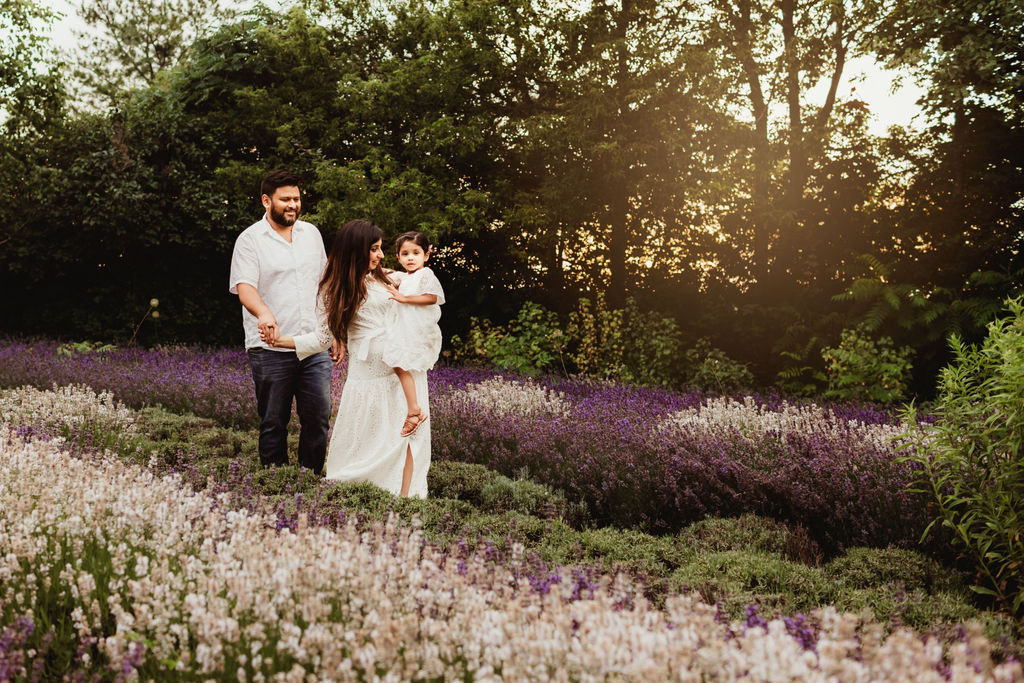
[{"left": 229, "top": 216, "right": 327, "bottom": 351}]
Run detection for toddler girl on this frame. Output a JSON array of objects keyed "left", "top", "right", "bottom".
[{"left": 382, "top": 231, "right": 445, "bottom": 437}]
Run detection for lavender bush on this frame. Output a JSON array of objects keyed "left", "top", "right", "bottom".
[
  {"left": 0, "top": 340, "right": 265, "bottom": 429},
  {"left": 3, "top": 382, "right": 1021, "bottom": 667},
  {"left": 431, "top": 372, "right": 925, "bottom": 553},
  {"left": 1, "top": 340, "right": 924, "bottom": 553}
]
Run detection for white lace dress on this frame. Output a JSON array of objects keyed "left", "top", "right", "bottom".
[
  {"left": 293, "top": 276, "right": 430, "bottom": 497},
  {"left": 381, "top": 267, "right": 445, "bottom": 371}
]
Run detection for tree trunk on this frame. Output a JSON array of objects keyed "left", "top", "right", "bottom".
[
  {"left": 606, "top": 0, "right": 633, "bottom": 308},
  {"left": 782, "top": 0, "right": 805, "bottom": 214},
  {"left": 737, "top": 0, "right": 772, "bottom": 288}
]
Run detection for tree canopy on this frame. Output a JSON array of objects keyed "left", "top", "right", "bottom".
[{"left": 1, "top": 0, "right": 1021, "bottom": 395}]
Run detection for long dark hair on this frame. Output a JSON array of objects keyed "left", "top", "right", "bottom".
[{"left": 320, "top": 219, "right": 389, "bottom": 343}]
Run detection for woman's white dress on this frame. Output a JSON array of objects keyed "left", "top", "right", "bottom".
[
  {"left": 380, "top": 267, "right": 445, "bottom": 372},
  {"left": 293, "top": 276, "right": 429, "bottom": 497}
]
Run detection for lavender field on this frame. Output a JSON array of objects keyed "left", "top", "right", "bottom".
[
  {"left": 1, "top": 340, "right": 1022, "bottom": 680},
  {"left": 0, "top": 340, "right": 925, "bottom": 550}
]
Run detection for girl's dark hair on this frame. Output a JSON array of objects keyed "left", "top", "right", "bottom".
[
  {"left": 394, "top": 231, "right": 431, "bottom": 254},
  {"left": 320, "top": 220, "right": 389, "bottom": 343}
]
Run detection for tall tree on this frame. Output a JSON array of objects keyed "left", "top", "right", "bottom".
[
  {"left": 0, "top": 0, "right": 64, "bottom": 136},
  {"left": 69, "top": 0, "right": 237, "bottom": 108},
  {"left": 707, "top": 0, "right": 879, "bottom": 294},
  {"left": 0, "top": 0, "right": 64, "bottom": 254},
  {"left": 512, "top": 0, "right": 730, "bottom": 306}
]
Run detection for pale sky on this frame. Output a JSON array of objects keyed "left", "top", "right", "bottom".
[{"left": 43, "top": 0, "right": 925, "bottom": 136}]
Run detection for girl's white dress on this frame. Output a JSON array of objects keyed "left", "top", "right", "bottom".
[
  {"left": 381, "top": 267, "right": 445, "bottom": 371},
  {"left": 293, "top": 276, "right": 429, "bottom": 497}
]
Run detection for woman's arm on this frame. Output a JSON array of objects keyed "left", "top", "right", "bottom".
[{"left": 263, "top": 332, "right": 295, "bottom": 348}]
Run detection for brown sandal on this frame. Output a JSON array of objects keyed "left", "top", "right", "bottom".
[{"left": 401, "top": 411, "right": 428, "bottom": 437}]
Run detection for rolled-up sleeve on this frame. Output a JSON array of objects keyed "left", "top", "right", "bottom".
[{"left": 229, "top": 233, "right": 260, "bottom": 294}]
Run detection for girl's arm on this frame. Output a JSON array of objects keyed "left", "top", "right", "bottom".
[{"left": 386, "top": 282, "right": 437, "bottom": 306}]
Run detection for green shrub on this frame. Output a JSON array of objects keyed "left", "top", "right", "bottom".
[
  {"left": 566, "top": 295, "right": 682, "bottom": 386},
  {"left": 825, "top": 547, "right": 960, "bottom": 593},
  {"left": 428, "top": 460, "right": 589, "bottom": 525},
  {"left": 452, "top": 297, "right": 683, "bottom": 386},
  {"left": 833, "top": 585, "right": 979, "bottom": 632},
  {"left": 450, "top": 302, "right": 565, "bottom": 375},
  {"left": 566, "top": 293, "right": 628, "bottom": 380},
  {"left": 678, "top": 515, "right": 822, "bottom": 566},
  {"left": 127, "top": 407, "right": 259, "bottom": 468},
  {"left": 683, "top": 338, "right": 755, "bottom": 392},
  {"left": 427, "top": 461, "right": 496, "bottom": 500},
  {"left": 615, "top": 298, "right": 682, "bottom": 386},
  {"left": 821, "top": 325, "right": 914, "bottom": 402},
  {"left": 900, "top": 296, "right": 1024, "bottom": 615},
  {"left": 56, "top": 340, "right": 117, "bottom": 356},
  {"left": 774, "top": 333, "right": 828, "bottom": 397},
  {"left": 669, "top": 550, "right": 838, "bottom": 617}
]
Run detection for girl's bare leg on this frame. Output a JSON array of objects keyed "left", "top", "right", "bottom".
[
  {"left": 394, "top": 368, "right": 420, "bottom": 415},
  {"left": 400, "top": 445, "right": 413, "bottom": 496}
]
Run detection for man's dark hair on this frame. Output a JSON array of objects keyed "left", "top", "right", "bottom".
[{"left": 260, "top": 170, "right": 301, "bottom": 198}]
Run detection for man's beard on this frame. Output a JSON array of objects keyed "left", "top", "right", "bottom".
[{"left": 270, "top": 206, "right": 298, "bottom": 226}]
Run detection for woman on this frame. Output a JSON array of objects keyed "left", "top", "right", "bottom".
[{"left": 265, "top": 219, "right": 429, "bottom": 497}]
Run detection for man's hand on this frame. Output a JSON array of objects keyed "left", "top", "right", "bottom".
[
  {"left": 257, "top": 312, "right": 278, "bottom": 345},
  {"left": 330, "top": 339, "right": 346, "bottom": 366}
]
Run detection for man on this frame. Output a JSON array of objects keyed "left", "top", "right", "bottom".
[{"left": 229, "top": 170, "right": 332, "bottom": 473}]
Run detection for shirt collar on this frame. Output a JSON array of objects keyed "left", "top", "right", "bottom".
[{"left": 260, "top": 214, "right": 305, "bottom": 239}]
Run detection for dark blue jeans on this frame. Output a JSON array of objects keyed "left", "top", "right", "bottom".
[{"left": 247, "top": 349, "right": 332, "bottom": 474}]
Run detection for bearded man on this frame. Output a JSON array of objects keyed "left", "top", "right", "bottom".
[{"left": 229, "top": 170, "right": 332, "bottom": 474}]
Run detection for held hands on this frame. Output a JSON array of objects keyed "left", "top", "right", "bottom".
[
  {"left": 257, "top": 313, "right": 278, "bottom": 346},
  {"left": 257, "top": 317, "right": 293, "bottom": 350}
]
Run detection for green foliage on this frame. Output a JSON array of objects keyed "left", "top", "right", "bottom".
[
  {"left": 833, "top": 256, "right": 1021, "bottom": 350},
  {"left": 450, "top": 301, "right": 565, "bottom": 376},
  {"left": 821, "top": 325, "right": 915, "bottom": 403},
  {"left": 683, "top": 338, "right": 755, "bottom": 393},
  {"left": 566, "top": 293, "right": 628, "bottom": 379},
  {"left": 568, "top": 295, "right": 682, "bottom": 386},
  {"left": 875, "top": 0, "right": 1024, "bottom": 123},
  {"left": 452, "top": 297, "right": 684, "bottom": 385},
  {"left": 678, "top": 515, "right": 822, "bottom": 566},
  {"left": 69, "top": 0, "right": 237, "bottom": 108},
  {"left": 56, "top": 341, "right": 117, "bottom": 356},
  {"left": 0, "top": 0, "right": 64, "bottom": 137},
  {"left": 427, "top": 460, "right": 588, "bottom": 526},
  {"left": 824, "top": 547, "right": 959, "bottom": 593},
  {"left": 900, "top": 296, "right": 1024, "bottom": 615},
  {"left": 670, "top": 550, "right": 838, "bottom": 616},
  {"left": 775, "top": 350, "right": 828, "bottom": 397}
]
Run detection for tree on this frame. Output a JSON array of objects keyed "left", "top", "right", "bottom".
[
  {"left": 0, "top": 0, "right": 64, "bottom": 136},
  {"left": 875, "top": 0, "right": 1024, "bottom": 123},
  {"left": 0, "top": 0, "right": 65, "bottom": 256},
  {"left": 705, "top": 0, "right": 880, "bottom": 294},
  {"left": 69, "top": 0, "right": 237, "bottom": 108},
  {"left": 506, "top": 0, "right": 731, "bottom": 306}
]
